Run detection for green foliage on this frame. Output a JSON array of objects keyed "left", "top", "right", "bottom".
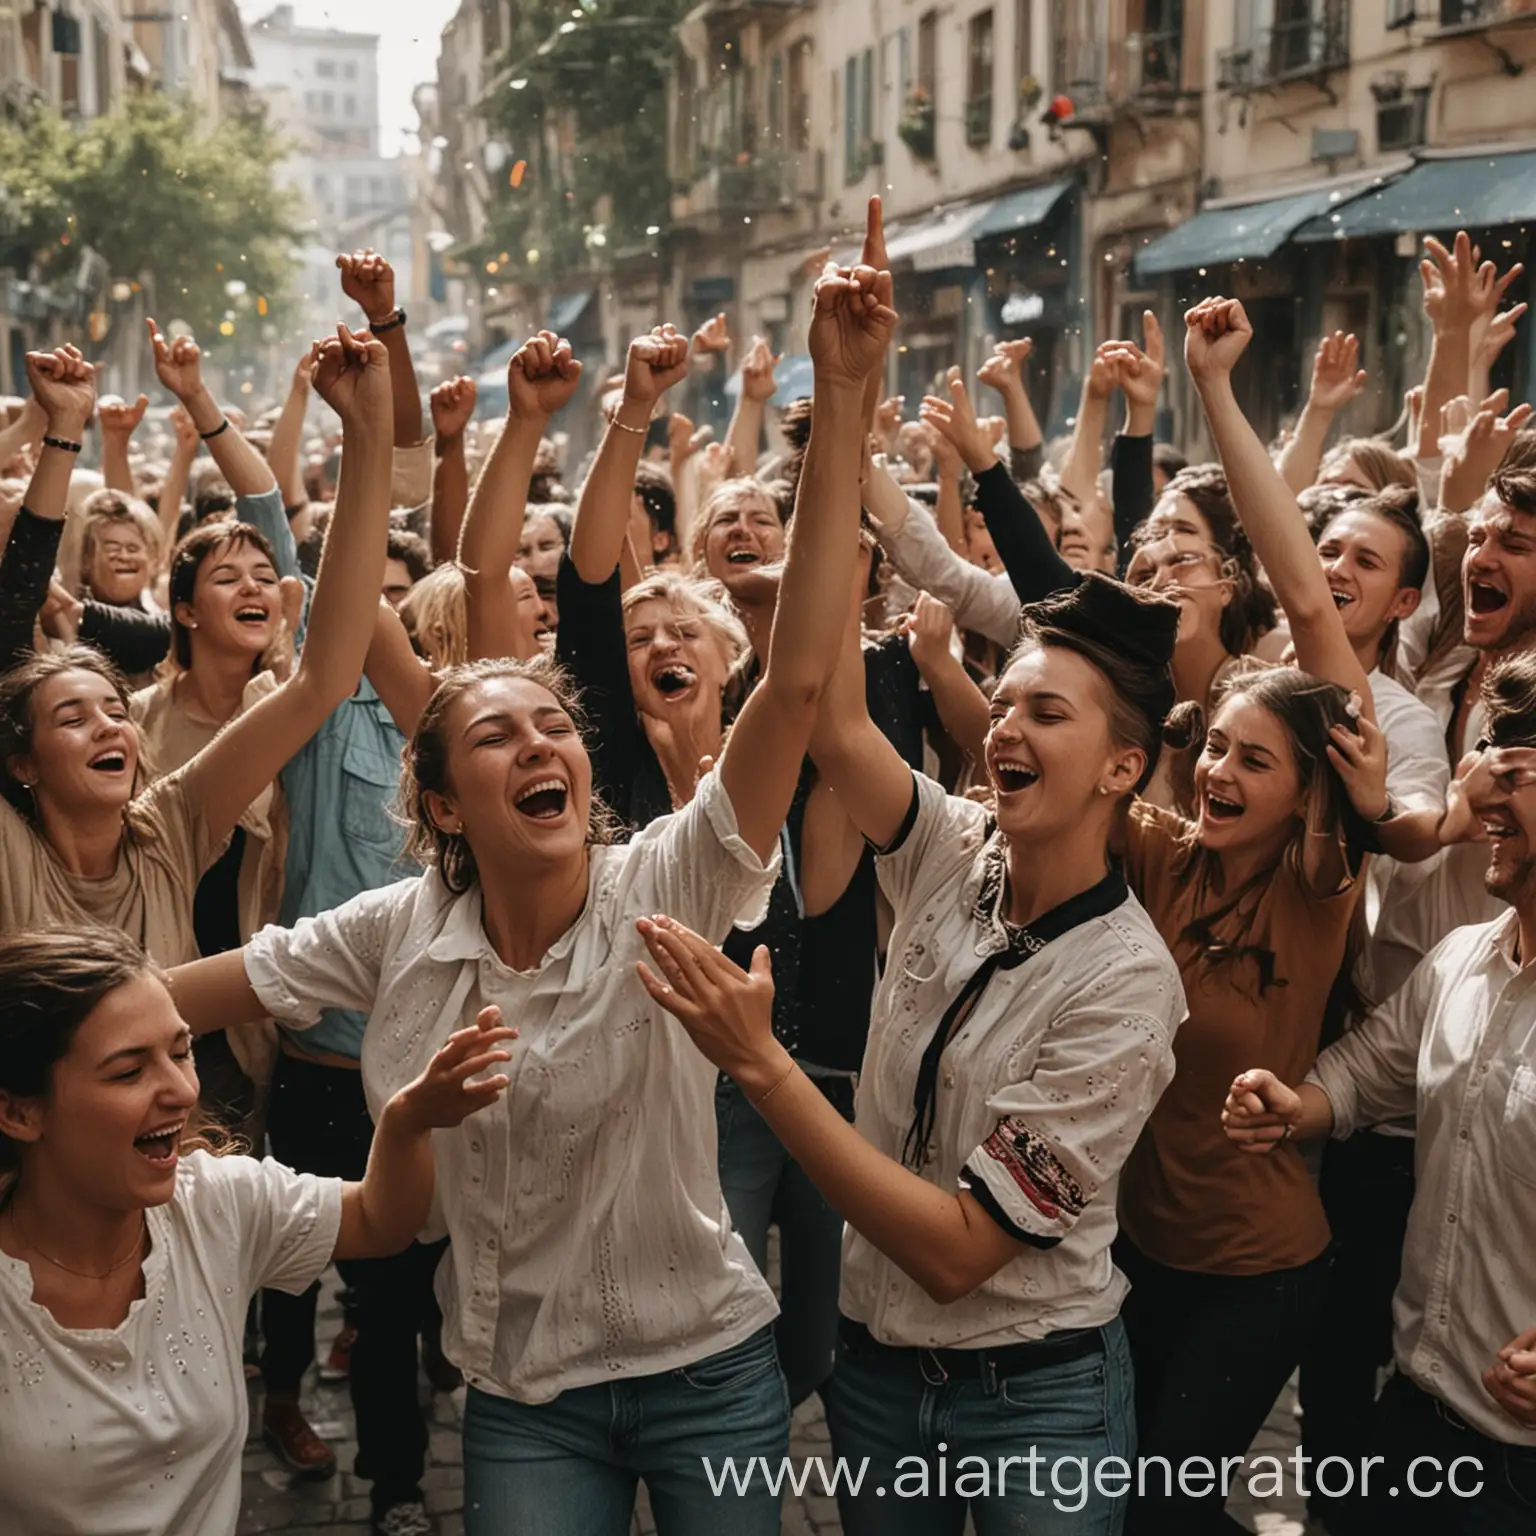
[
  {"left": 474, "top": 0, "right": 684, "bottom": 278},
  {"left": 0, "top": 94, "right": 299, "bottom": 350}
]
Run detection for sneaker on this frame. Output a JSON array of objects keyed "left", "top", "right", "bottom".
[
  {"left": 261, "top": 1401, "right": 337, "bottom": 1480},
  {"left": 373, "top": 1501, "right": 433, "bottom": 1536},
  {"left": 319, "top": 1324, "right": 356, "bottom": 1383},
  {"left": 420, "top": 1320, "right": 462, "bottom": 1394}
]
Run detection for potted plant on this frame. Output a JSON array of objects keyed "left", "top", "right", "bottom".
[
  {"left": 1017, "top": 73, "right": 1043, "bottom": 111},
  {"left": 898, "top": 85, "right": 936, "bottom": 159}
]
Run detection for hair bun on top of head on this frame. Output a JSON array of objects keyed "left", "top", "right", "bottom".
[{"left": 1022, "top": 572, "right": 1180, "bottom": 673}]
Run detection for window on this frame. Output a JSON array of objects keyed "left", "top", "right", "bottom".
[
  {"left": 1016, "top": 0, "right": 1032, "bottom": 80},
  {"left": 788, "top": 39, "right": 811, "bottom": 152},
  {"left": 918, "top": 11, "right": 938, "bottom": 98},
  {"left": 843, "top": 50, "right": 874, "bottom": 182},
  {"left": 768, "top": 52, "right": 784, "bottom": 144},
  {"left": 316, "top": 59, "right": 337, "bottom": 77},
  {"left": 966, "top": 10, "right": 994, "bottom": 147},
  {"left": 93, "top": 18, "right": 111, "bottom": 117},
  {"left": 343, "top": 60, "right": 358, "bottom": 78},
  {"left": 321, "top": 92, "right": 334, "bottom": 114},
  {"left": 344, "top": 94, "right": 356, "bottom": 117}
]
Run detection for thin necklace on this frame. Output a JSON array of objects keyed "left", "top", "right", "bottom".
[{"left": 9, "top": 1204, "right": 146, "bottom": 1281}]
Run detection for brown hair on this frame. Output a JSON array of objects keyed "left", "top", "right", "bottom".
[
  {"left": 397, "top": 655, "right": 621, "bottom": 894},
  {"left": 1490, "top": 466, "right": 1536, "bottom": 520},
  {"left": 398, "top": 563, "right": 467, "bottom": 671},
  {"left": 688, "top": 477, "right": 783, "bottom": 571},
  {"left": 165, "top": 521, "right": 280, "bottom": 671},
  {"left": 1319, "top": 437, "right": 1417, "bottom": 493},
  {"left": 1482, "top": 647, "right": 1536, "bottom": 746},
  {"left": 0, "top": 928, "right": 234, "bottom": 1188}
]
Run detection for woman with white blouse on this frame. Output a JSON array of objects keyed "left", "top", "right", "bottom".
[
  {"left": 635, "top": 572, "right": 1190, "bottom": 1535},
  {"left": 163, "top": 266, "right": 895, "bottom": 1536},
  {"left": 0, "top": 925, "right": 514, "bottom": 1536}
]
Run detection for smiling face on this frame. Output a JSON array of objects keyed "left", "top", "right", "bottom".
[
  {"left": 1125, "top": 530, "right": 1231, "bottom": 651},
  {"left": 1, "top": 972, "right": 198, "bottom": 1212},
  {"left": 176, "top": 536, "right": 280, "bottom": 661},
  {"left": 985, "top": 644, "right": 1140, "bottom": 846},
  {"left": 625, "top": 596, "right": 734, "bottom": 723},
  {"left": 425, "top": 674, "right": 594, "bottom": 873},
  {"left": 517, "top": 512, "right": 567, "bottom": 584},
  {"left": 1481, "top": 782, "right": 1536, "bottom": 904},
  {"left": 12, "top": 667, "right": 139, "bottom": 819},
  {"left": 509, "top": 566, "right": 551, "bottom": 655},
  {"left": 1317, "top": 509, "right": 1420, "bottom": 654},
  {"left": 86, "top": 522, "right": 154, "bottom": 606},
  {"left": 701, "top": 490, "right": 786, "bottom": 592},
  {"left": 1463, "top": 494, "right": 1536, "bottom": 653},
  {"left": 1192, "top": 694, "right": 1304, "bottom": 859}
]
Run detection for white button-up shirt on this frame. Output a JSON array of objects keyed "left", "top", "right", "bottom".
[
  {"left": 843, "top": 774, "right": 1186, "bottom": 1350},
  {"left": 245, "top": 770, "right": 781, "bottom": 1404},
  {"left": 1309, "top": 909, "right": 1536, "bottom": 1445}
]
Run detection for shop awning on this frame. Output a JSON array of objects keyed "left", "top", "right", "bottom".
[
  {"left": 1293, "top": 148, "right": 1536, "bottom": 242},
  {"left": 885, "top": 200, "right": 1001, "bottom": 272},
  {"left": 972, "top": 178, "right": 1075, "bottom": 240},
  {"left": 1133, "top": 182, "right": 1381, "bottom": 279},
  {"left": 723, "top": 352, "right": 814, "bottom": 405},
  {"left": 547, "top": 289, "right": 594, "bottom": 332}
]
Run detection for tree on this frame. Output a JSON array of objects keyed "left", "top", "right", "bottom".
[{"left": 0, "top": 94, "right": 299, "bottom": 355}]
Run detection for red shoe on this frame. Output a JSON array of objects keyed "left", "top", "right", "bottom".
[
  {"left": 319, "top": 1324, "right": 356, "bottom": 1383},
  {"left": 261, "top": 1401, "right": 337, "bottom": 1480}
]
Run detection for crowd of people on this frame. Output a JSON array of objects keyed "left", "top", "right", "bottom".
[{"left": 0, "top": 200, "right": 1532, "bottom": 1536}]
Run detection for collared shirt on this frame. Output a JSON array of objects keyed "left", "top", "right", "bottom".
[
  {"left": 244, "top": 769, "right": 781, "bottom": 1404},
  {"left": 842, "top": 773, "right": 1185, "bottom": 1350},
  {"left": 1309, "top": 909, "right": 1536, "bottom": 1445}
]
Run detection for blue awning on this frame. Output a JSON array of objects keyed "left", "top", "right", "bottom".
[
  {"left": 1293, "top": 149, "right": 1536, "bottom": 242},
  {"left": 1133, "top": 181, "right": 1388, "bottom": 279},
  {"left": 547, "top": 289, "right": 594, "bottom": 332},
  {"left": 724, "top": 352, "right": 814, "bottom": 405},
  {"left": 972, "top": 179, "right": 1074, "bottom": 240}
]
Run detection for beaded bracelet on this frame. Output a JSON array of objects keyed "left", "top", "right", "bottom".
[
  {"left": 370, "top": 309, "right": 407, "bottom": 334},
  {"left": 42, "top": 434, "right": 83, "bottom": 454},
  {"left": 610, "top": 415, "right": 647, "bottom": 436}
]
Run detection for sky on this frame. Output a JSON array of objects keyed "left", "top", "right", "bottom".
[{"left": 237, "top": 0, "right": 462, "bottom": 156}]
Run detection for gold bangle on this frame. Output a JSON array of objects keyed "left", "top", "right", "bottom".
[
  {"left": 751, "top": 1059, "right": 796, "bottom": 1108},
  {"left": 610, "top": 414, "right": 647, "bottom": 436}
]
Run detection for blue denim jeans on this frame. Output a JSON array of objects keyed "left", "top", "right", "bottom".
[
  {"left": 826, "top": 1315, "right": 1137, "bottom": 1535},
  {"left": 461, "top": 1326, "right": 789, "bottom": 1536},
  {"left": 715, "top": 1073, "right": 846, "bottom": 1406}
]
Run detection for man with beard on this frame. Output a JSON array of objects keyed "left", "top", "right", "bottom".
[{"left": 1222, "top": 646, "right": 1536, "bottom": 1535}]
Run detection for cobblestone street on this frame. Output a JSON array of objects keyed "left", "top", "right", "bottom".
[{"left": 236, "top": 1274, "right": 1313, "bottom": 1535}]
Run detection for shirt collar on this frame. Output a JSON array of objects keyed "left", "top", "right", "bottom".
[
  {"left": 424, "top": 855, "right": 610, "bottom": 970},
  {"left": 1487, "top": 906, "right": 1523, "bottom": 974},
  {"left": 968, "top": 832, "right": 1129, "bottom": 963}
]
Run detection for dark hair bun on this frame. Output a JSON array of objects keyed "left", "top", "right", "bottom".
[
  {"left": 1162, "top": 699, "right": 1205, "bottom": 752},
  {"left": 1022, "top": 572, "right": 1181, "bottom": 672}
]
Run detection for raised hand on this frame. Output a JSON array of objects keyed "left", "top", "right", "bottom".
[
  {"left": 873, "top": 395, "right": 905, "bottom": 440},
  {"left": 337, "top": 247, "right": 398, "bottom": 325},
  {"left": 1325, "top": 709, "right": 1389, "bottom": 822},
  {"left": 978, "top": 337, "right": 1034, "bottom": 394},
  {"left": 25, "top": 345, "right": 97, "bottom": 435},
  {"left": 924, "top": 416, "right": 963, "bottom": 479},
  {"left": 1308, "top": 331, "right": 1367, "bottom": 414},
  {"left": 169, "top": 403, "right": 200, "bottom": 451},
  {"left": 1184, "top": 297, "right": 1254, "bottom": 385},
  {"left": 668, "top": 411, "right": 710, "bottom": 465},
  {"left": 1221, "top": 1069, "right": 1303, "bottom": 1153},
  {"left": 1473, "top": 300, "right": 1528, "bottom": 375},
  {"left": 1084, "top": 345, "right": 1120, "bottom": 402},
  {"left": 623, "top": 324, "right": 691, "bottom": 408},
  {"left": 1421, "top": 232, "right": 1519, "bottom": 334},
  {"left": 634, "top": 915, "right": 777, "bottom": 1080},
  {"left": 1441, "top": 389, "right": 1535, "bottom": 511},
  {"left": 808, "top": 263, "right": 897, "bottom": 388},
  {"left": 918, "top": 372, "right": 994, "bottom": 474},
  {"left": 740, "top": 336, "right": 781, "bottom": 402},
  {"left": 903, "top": 590, "right": 957, "bottom": 672},
  {"left": 147, "top": 319, "right": 206, "bottom": 402},
  {"left": 508, "top": 331, "right": 582, "bottom": 419},
  {"left": 389, "top": 1006, "right": 516, "bottom": 1131},
  {"left": 1104, "top": 311, "right": 1166, "bottom": 415},
  {"left": 307, "top": 324, "right": 391, "bottom": 422},
  {"left": 97, "top": 393, "right": 149, "bottom": 439},
  {"left": 696, "top": 438, "right": 736, "bottom": 501},
  {"left": 430, "top": 375, "right": 479, "bottom": 439},
  {"left": 692, "top": 312, "right": 730, "bottom": 357}
]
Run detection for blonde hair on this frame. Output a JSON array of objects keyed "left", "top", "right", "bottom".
[
  {"left": 399, "top": 563, "right": 468, "bottom": 671},
  {"left": 688, "top": 476, "right": 782, "bottom": 571},
  {"left": 78, "top": 490, "right": 162, "bottom": 594},
  {"left": 622, "top": 569, "right": 749, "bottom": 667}
]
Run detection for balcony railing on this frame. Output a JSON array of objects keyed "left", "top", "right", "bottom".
[
  {"left": 1127, "top": 27, "right": 1183, "bottom": 96},
  {"left": 1051, "top": 27, "right": 1186, "bottom": 115},
  {"left": 1438, "top": 0, "right": 1534, "bottom": 26},
  {"left": 677, "top": 149, "right": 817, "bottom": 220},
  {"left": 1217, "top": 5, "right": 1350, "bottom": 91}
]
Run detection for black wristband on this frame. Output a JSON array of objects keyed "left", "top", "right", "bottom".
[
  {"left": 42, "top": 434, "right": 83, "bottom": 454},
  {"left": 370, "top": 308, "right": 407, "bottom": 334},
  {"left": 199, "top": 419, "right": 230, "bottom": 441}
]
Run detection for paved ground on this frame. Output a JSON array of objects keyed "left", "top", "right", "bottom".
[{"left": 236, "top": 1271, "right": 1314, "bottom": 1535}]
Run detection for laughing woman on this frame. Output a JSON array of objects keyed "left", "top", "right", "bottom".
[
  {"left": 635, "top": 571, "right": 1189, "bottom": 1536},
  {"left": 159, "top": 268, "right": 895, "bottom": 1536},
  {"left": 0, "top": 926, "right": 512, "bottom": 1536}
]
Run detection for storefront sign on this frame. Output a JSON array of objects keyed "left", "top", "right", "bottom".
[{"left": 1001, "top": 290, "right": 1046, "bottom": 324}]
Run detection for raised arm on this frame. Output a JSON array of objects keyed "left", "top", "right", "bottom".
[
  {"left": 179, "top": 327, "right": 394, "bottom": 846},
  {"left": 365, "top": 597, "right": 434, "bottom": 736},
  {"left": 461, "top": 333, "right": 581, "bottom": 662},
  {"left": 1186, "top": 298, "right": 1374, "bottom": 715},
  {"left": 96, "top": 393, "right": 147, "bottom": 495},
  {"left": 720, "top": 256, "right": 896, "bottom": 860},
  {"left": 154, "top": 407, "right": 200, "bottom": 564},
  {"left": 338, "top": 248, "right": 423, "bottom": 449},
  {"left": 978, "top": 338, "right": 1043, "bottom": 480},
  {"left": 726, "top": 334, "right": 778, "bottom": 474},
  {"left": 428, "top": 376, "right": 476, "bottom": 566},
  {"left": 1102, "top": 313, "right": 1164, "bottom": 553},
  {"left": 147, "top": 319, "right": 277, "bottom": 499},
  {"left": 267, "top": 356, "right": 312, "bottom": 513},
  {"left": 569, "top": 325, "right": 689, "bottom": 582},
  {"left": 1059, "top": 349, "right": 1114, "bottom": 513},
  {"left": 903, "top": 592, "right": 989, "bottom": 767},
  {"left": 1278, "top": 332, "right": 1367, "bottom": 494}
]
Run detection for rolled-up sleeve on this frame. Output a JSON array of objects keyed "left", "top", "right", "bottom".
[
  {"left": 873, "top": 770, "right": 986, "bottom": 916},
  {"left": 878, "top": 498, "right": 1022, "bottom": 647},
  {"left": 963, "top": 987, "right": 1177, "bottom": 1247},
  {"left": 391, "top": 438, "right": 435, "bottom": 510},
  {"left": 245, "top": 880, "right": 412, "bottom": 1025}
]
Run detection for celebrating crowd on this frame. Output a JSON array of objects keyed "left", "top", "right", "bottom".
[{"left": 0, "top": 200, "right": 1532, "bottom": 1536}]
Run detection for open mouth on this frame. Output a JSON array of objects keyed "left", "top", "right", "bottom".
[
  {"left": 725, "top": 549, "right": 761, "bottom": 566},
  {"left": 1469, "top": 581, "right": 1509, "bottom": 617},
  {"left": 88, "top": 749, "right": 128, "bottom": 774},
  {"left": 234, "top": 604, "right": 272, "bottom": 627},
  {"left": 1329, "top": 589, "right": 1355, "bottom": 611},
  {"left": 992, "top": 760, "right": 1040, "bottom": 794},
  {"left": 133, "top": 1120, "right": 185, "bottom": 1167},
  {"left": 514, "top": 778, "right": 569, "bottom": 821},
  {"left": 652, "top": 663, "right": 696, "bottom": 698},
  {"left": 1204, "top": 791, "right": 1244, "bottom": 822}
]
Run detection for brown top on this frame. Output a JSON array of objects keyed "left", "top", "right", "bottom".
[
  {"left": 1119, "top": 801, "right": 1363, "bottom": 1275},
  {"left": 0, "top": 769, "right": 222, "bottom": 966}
]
